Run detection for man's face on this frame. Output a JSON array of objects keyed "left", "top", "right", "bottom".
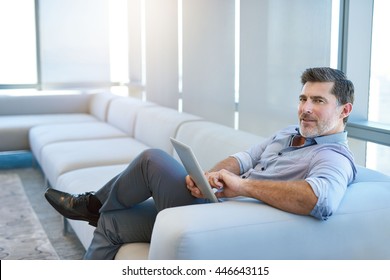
[{"left": 298, "top": 81, "right": 350, "bottom": 138}]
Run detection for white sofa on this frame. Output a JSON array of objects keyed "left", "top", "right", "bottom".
[{"left": 1, "top": 91, "right": 390, "bottom": 259}]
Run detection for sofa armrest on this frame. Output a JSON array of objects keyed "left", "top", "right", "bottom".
[
  {"left": 149, "top": 181, "right": 390, "bottom": 260},
  {"left": 149, "top": 199, "right": 314, "bottom": 260}
]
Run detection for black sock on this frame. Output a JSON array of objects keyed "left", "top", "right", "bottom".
[{"left": 87, "top": 195, "right": 102, "bottom": 214}]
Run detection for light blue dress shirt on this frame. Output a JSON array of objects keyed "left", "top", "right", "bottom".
[{"left": 231, "top": 125, "right": 357, "bottom": 220}]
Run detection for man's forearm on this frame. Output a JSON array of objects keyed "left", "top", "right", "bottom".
[
  {"left": 208, "top": 156, "right": 240, "bottom": 175},
  {"left": 241, "top": 179, "right": 318, "bottom": 215}
]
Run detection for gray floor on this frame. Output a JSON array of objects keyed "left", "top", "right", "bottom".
[
  {"left": 20, "top": 168, "right": 86, "bottom": 259},
  {"left": 0, "top": 153, "right": 86, "bottom": 259}
]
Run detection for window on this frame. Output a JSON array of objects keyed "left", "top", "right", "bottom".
[
  {"left": 369, "top": 0, "right": 390, "bottom": 124},
  {"left": 0, "top": 0, "right": 37, "bottom": 86},
  {"left": 109, "top": 0, "right": 129, "bottom": 96},
  {"left": 366, "top": 0, "right": 390, "bottom": 175}
]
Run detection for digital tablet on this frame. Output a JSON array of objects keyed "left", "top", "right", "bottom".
[{"left": 170, "top": 137, "right": 220, "bottom": 203}]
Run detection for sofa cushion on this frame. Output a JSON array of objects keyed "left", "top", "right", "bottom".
[
  {"left": 56, "top": 164, "right": 128, "bottom": 193},
  {"left": 174, "top": 121, "right": 266, "bottom": 170},
  {"left": 106, "top": 97, "right": 156, "bottom": 136},
  {"left": 0, "top": 114, "right": 97, "bottom": 151},
  {"left": 29, "top": 122, "right": 128, "bottom": 164},
  {"left": 88, "top": 92, "right": 119, "bottom": 121},
  {"left": 134, "top": 107, "right": 202, "bottom": 155},
  {"left": 41, "top": 138, "right": 150, "bottom": 187},
  {"left": 29, "top": 95, "right": 154, "bottom": 163}
]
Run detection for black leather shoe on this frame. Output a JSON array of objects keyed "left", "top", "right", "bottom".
[{"left": 44, "top": 188, "right": 100, "bottom": 227}]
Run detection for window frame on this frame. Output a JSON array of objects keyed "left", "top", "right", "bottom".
[{"left": 341, "top": 0, "right": 390, "bottom": 151}]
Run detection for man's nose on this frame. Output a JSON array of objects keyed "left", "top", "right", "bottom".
[{"left": 302, "top": 101, "right": 313, "bottom": 113}]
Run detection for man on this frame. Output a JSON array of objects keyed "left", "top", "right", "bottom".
[{"left": 45, "top": 67, "right": 356, "bottom": 259}]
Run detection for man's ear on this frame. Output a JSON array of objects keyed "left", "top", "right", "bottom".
[{"left": 341, "top": 103, "right": 353, "bottom": 119}]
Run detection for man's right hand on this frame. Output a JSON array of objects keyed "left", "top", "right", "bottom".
[{"left": 185, "top": 175, "right": 204, "bottom": 198}]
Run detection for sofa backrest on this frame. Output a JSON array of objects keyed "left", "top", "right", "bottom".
[
  {"left": 134, "top": 107, "right": 202, "bottom": 155},
  {"left": 174, "top": 121, "right": 266, "bottom": 170},
  {"left": 353, "top": 165, "right": 390, "bottom": 183},
  {"left": 0, "top": 91, "right": 91, "bottom": 116},
  {"left": 88, "top": 92, "right": 118, "bottom": 121},
  {"left": 106, "top": 97, "right": 156, "bottom": 136}
]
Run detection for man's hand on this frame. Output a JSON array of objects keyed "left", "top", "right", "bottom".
[
  {"left": 206, "top": 169, "right": 243, "bottom": 198},
  {"left": 186, "top": 169, "right": 244, "bottom": 199},
  {"left": 185, "top": 175, "right": 203, "bottom": 198}
]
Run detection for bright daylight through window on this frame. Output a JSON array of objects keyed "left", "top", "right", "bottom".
[
  {"left": 0, "top": 0, "right": 37, "bottom": 85},
  {"left": 366, "top": 0, "right": 390, "bottom": 175}
]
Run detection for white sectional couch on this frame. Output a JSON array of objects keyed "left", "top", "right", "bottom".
[
  {"left": 0, "top": 92, "right": 100, "bottom": 152},
  {"left": 1, "top": 91, "right": 390, "bottom": 259}
]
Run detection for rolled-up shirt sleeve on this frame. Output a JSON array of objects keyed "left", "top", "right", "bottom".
[
  {"left": 231, "top": 151, "right": 254, "bottom": 174},
  {"left": 306, "top": 148, "right": 356, "bottom": 220},
  {"left": 231, "top": 136, "right": 274, "bottom": 174}
]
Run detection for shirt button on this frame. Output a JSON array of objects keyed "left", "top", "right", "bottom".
[
  {"left": 261, "top": 167, "right": 265, "bottom": 171},
  {"left": 278, "top": 152, "right": 282, "bottom": 156}
]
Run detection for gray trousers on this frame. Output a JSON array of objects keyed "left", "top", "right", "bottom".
[{"left": 84, "top": 149, "right": 204, "bottom": 259}]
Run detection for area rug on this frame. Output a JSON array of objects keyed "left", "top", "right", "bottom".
[{"left": 0, "top": 173, "right": 59, "bottom": 259}]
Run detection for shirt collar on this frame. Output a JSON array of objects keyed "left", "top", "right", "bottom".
[{"left": 295, "top": 127, "right": 348, "bottom": 145}]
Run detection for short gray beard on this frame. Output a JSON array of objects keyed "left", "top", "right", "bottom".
[{"left": 299, "top": 121, "right": 335, "bottom": 138}]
